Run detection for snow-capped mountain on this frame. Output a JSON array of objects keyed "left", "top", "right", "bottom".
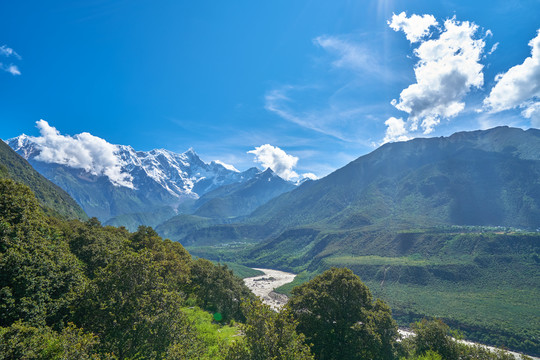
[{"left": 6, "top": 134, "right": 263, "bottom": 226}]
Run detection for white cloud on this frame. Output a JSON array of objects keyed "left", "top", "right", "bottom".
[
  {"left": 212, "top": 160, "right": 239, "bottom": 172},
  {"left": 265, "top": 86, "right": 351, "bottom": 141},
  {"left": 383, "top": 117, "right": 410, "bottom": 143},
  {"left": 390, "top": 15, "right": 486, "bottom": 134},
  {"left": 522, "top": 101, "right": 540, "bottom": 128},
  {"left": 0, "top": 45, "right": 21, "bottom": 75},
  {"left": 0, "top": 45, "right": 20, "bottom": 59},
  {"left": 483, "top": 29, "right": 540, "bottom": 128},
  {"left": 28, "top": 120, "right": 134, "bottom": 188},
  {"left": 388, "top": 12, "right": 438, "bottom": 43},
  {"left": 488, "top": 42, "right": 499, "bottom": 55},
  {"left": 1, "top": 64, "right": 21, "bottom": 75},
  {"left": 248, "top": 144, "right": 299, "bottom": 180}
]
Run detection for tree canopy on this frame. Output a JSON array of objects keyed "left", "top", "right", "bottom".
[{"left": 286, "top": 267, "right": 399, "bottom": 360}]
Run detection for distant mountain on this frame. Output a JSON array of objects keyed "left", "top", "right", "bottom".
[
  {"left": 193, "top": 168, "right": 296, "bottom": 218},
  {"left": 154, "top": 168, "right": 295, "bottom": 243},
  {"left": 7, "top": 134, "right": 296, "bottom": 229},
  {"left": 247, "top": 126, "right": 540, "bottom": 234},
  {"left": 0, "top": 140, "right": 87, "bottom": 220}
]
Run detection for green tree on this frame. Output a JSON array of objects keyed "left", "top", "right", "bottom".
[
  {"left": 226, "top": 300, "right": 313, "bottom": 360},
  {"left": 287, "top": 267, "right": 399, "bottom": 360},
  {"left": 65, "top": 218, "right": 130, "bottom": 278},
  {"left": 75, "top": 250, "right": 204, "bottom": 359},
  {"left": 411, "top": 319, "right": 458, "bottom": 360},
  {"left": 130, "top": 226, "right": 192, "bottom": 290},
  {"left": 0, "top": 179, "right": 87, "bottom": 328},
  {"left": 190, "top": 258, "right": 254, "bottom": 322},
  {"left": 0, "top": 321, "right": 100, "bottom": 360}
]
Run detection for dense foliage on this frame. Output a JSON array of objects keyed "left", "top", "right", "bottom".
[
  {"left": 287, "top": 267, "right": 399, "bottom": 360},
  {"left": 226, "top": 300, "right": 313, "bottom": 360},
  {"left": 0, "top": 178, "right": 254, "bottom": 358}
]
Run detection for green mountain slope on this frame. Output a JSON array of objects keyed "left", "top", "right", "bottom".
[
  {"left": 248, "top": 126, "right": 540, "bottom": 234},
  {"left": 0, "top": 140, "right": 87, "bottom": 220}
]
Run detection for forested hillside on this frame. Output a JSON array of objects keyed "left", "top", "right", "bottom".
[{"left": 0, "top": 140, "right": 86, "bottom": 220}]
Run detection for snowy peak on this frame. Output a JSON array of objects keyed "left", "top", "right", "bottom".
[{"left": 6, "top": 134, "right": 256, "bottom": 199}]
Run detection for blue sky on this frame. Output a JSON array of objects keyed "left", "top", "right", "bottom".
[{"left": 1, "top": 0, "right": 539, "bottom": 179}]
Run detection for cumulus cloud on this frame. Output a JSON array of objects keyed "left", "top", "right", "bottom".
[
  {"left": 483, "top": 29, "right": 540, "bottom": 128},
  {"left": 522, "top": 101, "right": 540, "bottom": 128},
  {"left": 0, "top": 45, "right": 21, "bottom": 75},
  {"left": 248, "top": 144, "right": 299, "bottom": 180},
  {"left": 28, "top": 120, "right": 133, "bottom": 188},
  {"left": 388, "top": 12, "right": 438, "bottom": 43},
  {"left": 390, "top": 15, "right": 486, "bottom": 134},
  {"left": 383, "top": 117, "right": 410, "bottom": 143}
]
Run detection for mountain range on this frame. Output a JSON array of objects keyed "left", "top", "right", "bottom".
[
  {"left": 153, "top": 126, "right": 540, "bottom": 248},
  {"left": 6, "top": 135, "right": 297, "bottom": 230}
]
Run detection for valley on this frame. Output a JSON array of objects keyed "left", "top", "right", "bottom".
[{"left": 3, "top": 125, "right": 540, "bottom": 357}]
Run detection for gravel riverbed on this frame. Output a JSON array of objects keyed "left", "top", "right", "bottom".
[{"left": 243, "top": 268, "right": 296, "bottom": 310}]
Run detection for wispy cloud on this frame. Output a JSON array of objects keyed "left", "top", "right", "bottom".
[
  {"left": 265, "top": 86, "right": 351, "bottom": 142},
  {"left": 265, "top": 85, "right": 384, "bottom": 144},
  {"left": 314, "top": 35, "right": 382, "bottom": 75},
  {"left": 483, "top": 29, "right": 540, "bottom": 127},
  {"left": 1, "top": 64, "right": 21, "bottom": 75},
  {"left": 265, "top": 31, "right": 394, "bottom": 145},
  {"left": 385, "top": 14, "right": 487, "bottom": 141},
  {"left": 0, "top": 45, "right": 22, "bottom": 75},
  {"left": 0, "top": 45, "right": 21, "bottom": 59}
]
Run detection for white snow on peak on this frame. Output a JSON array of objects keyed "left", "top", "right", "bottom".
[
  {"left": 212, "top": 160, "right": 240, "bottom": 172},
  {"left": 6, "top": 124, "right": 249, "bottom": 199}
]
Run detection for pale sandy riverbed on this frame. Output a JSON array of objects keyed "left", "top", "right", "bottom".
[{"left": 243, "top": 268, "right": 295, "bottom": 310}]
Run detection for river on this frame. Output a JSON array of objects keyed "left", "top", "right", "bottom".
[{"left": 243, "top": 268, "right": 538, "bottom": 360}]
